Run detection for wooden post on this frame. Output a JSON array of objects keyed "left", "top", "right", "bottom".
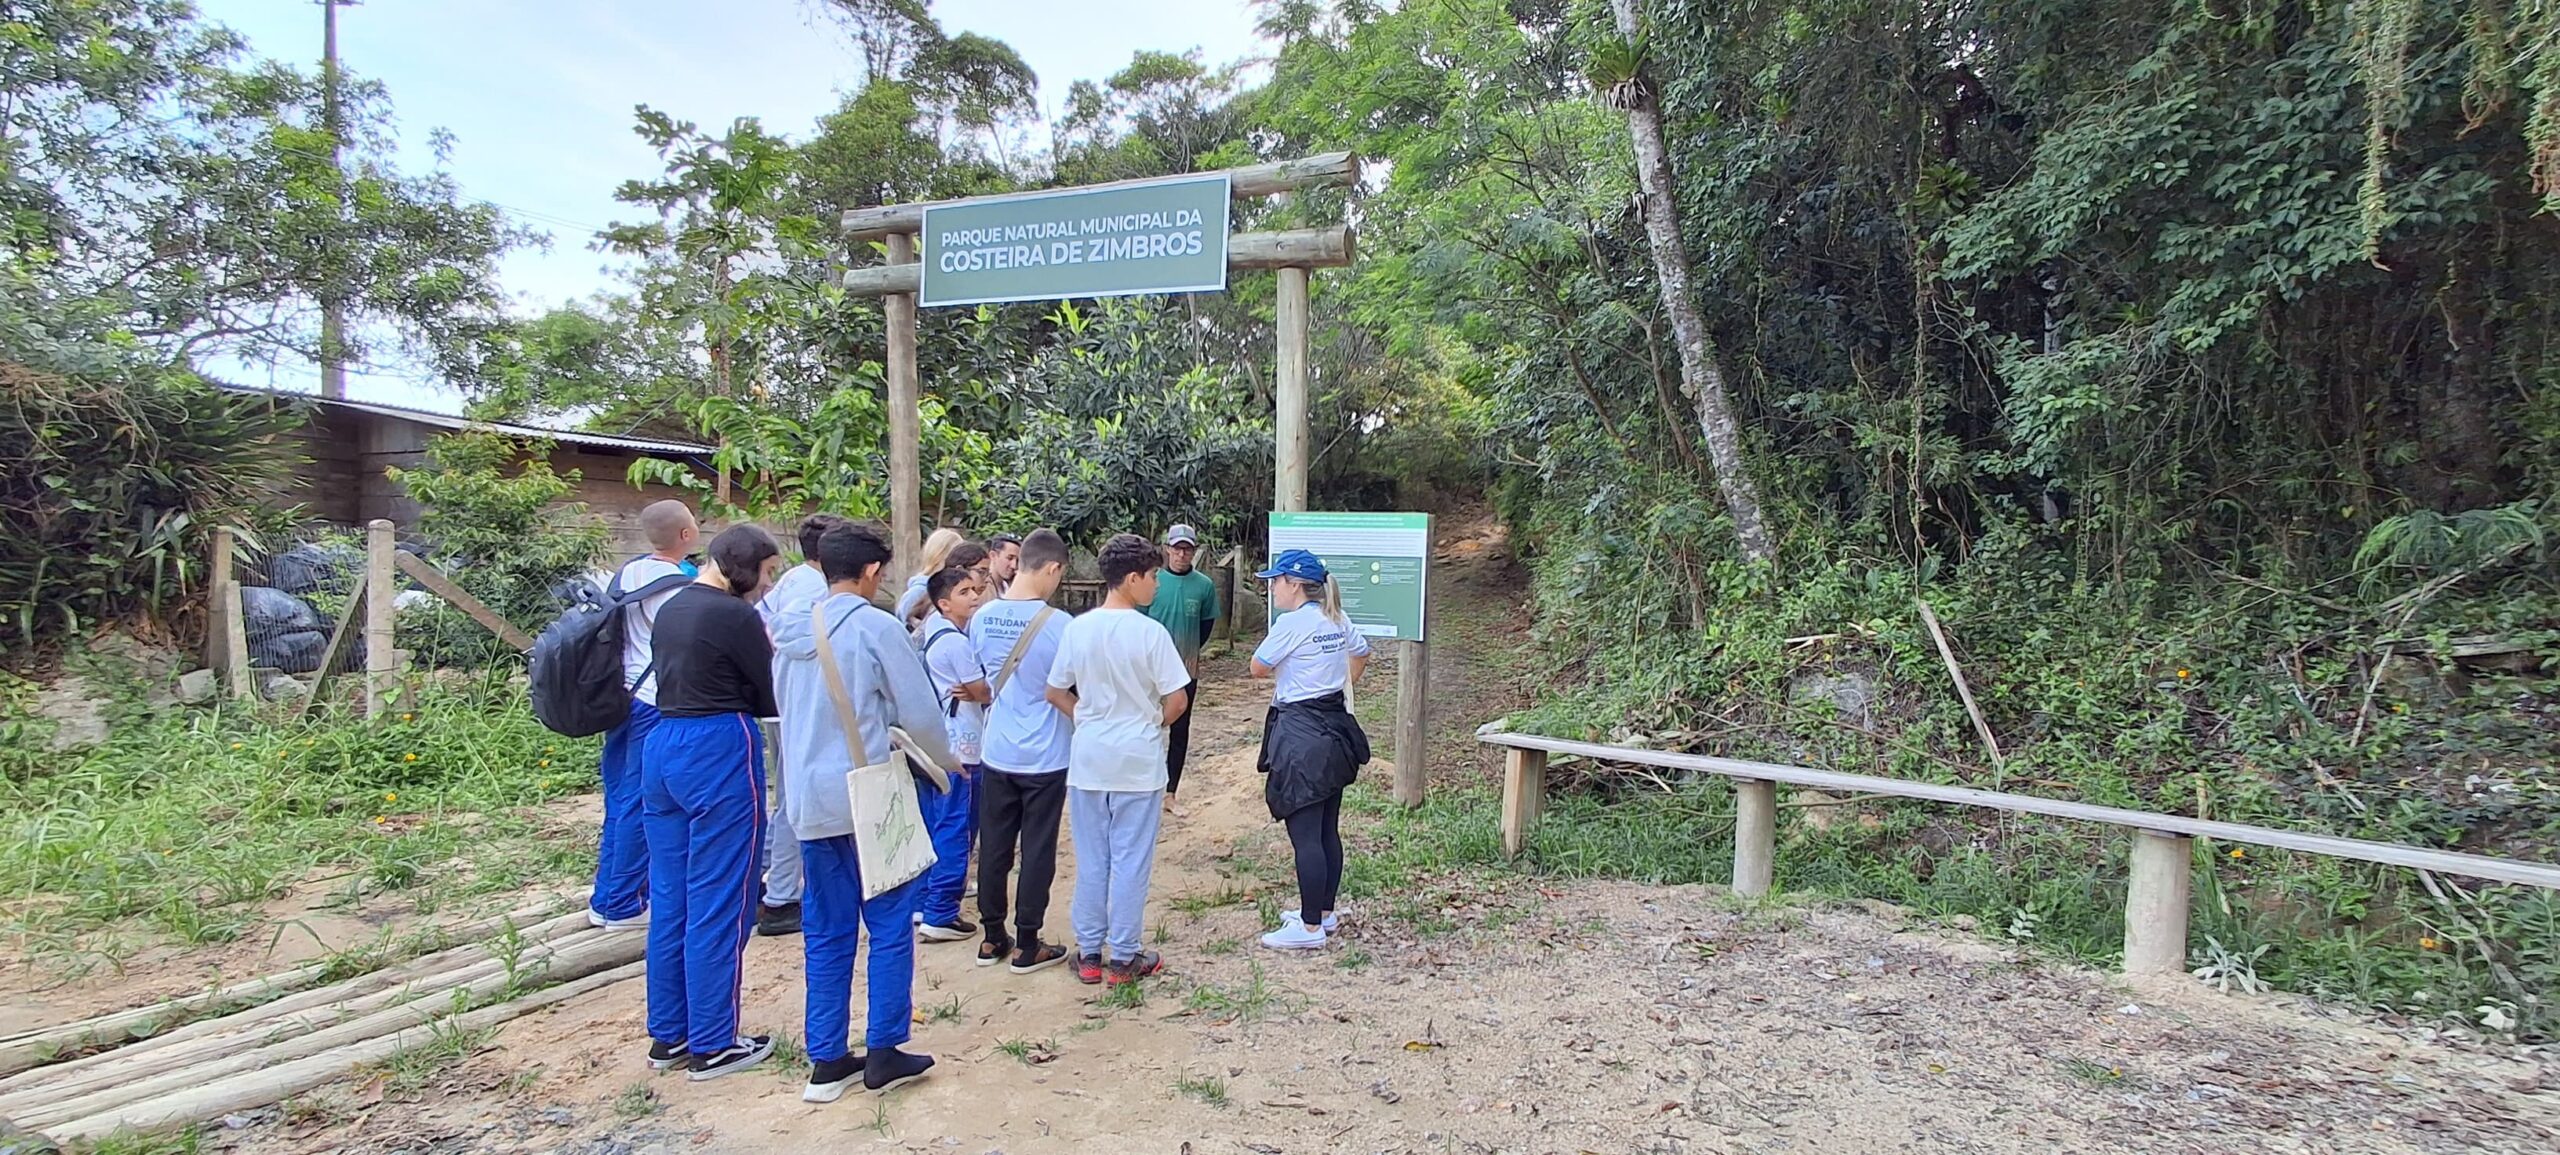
[
  {"left": 1732, "top": 778, "right": 1777, "bottom": 897},
  {"left": 1392, "top": 641, "right": 1428, "bottom": 806},
  {"left": 2123, "top": 830, "right": 2192, "bottom": 976},
  {"left": 1275, "top": 266, "right": 1310, "bottom": 513},
  {"left": 885, "top": 232, "right": 922, "bottom": 583},
  {"left": 207, "top": 528, "right": 251, "bottom": 700},
  {"left": 1499, "top": 746, "right": 1546, "bottom": 859},
  {"left": 363, "top": 519, "right": 398, "bottom": 718}
]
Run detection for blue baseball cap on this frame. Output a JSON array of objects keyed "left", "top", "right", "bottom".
[{"left": 1255, "top": 548, "right": 1329, "bottom": 584}]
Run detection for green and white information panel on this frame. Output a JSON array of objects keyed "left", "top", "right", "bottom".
[
  {"left": 1267, "top": 511, "right": 1430, "bottom": 642},
  {"left": 920, "top": 173, "right": 1231, "bottom": 308}
]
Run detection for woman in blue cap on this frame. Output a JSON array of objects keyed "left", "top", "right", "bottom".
[{"left": 1249, "top": 548, "right": 1372, "bottom": 950}]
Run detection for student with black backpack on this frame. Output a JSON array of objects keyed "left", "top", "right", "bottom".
[{"left": 590, "top": 500, "right": 699, "bottom": 930}]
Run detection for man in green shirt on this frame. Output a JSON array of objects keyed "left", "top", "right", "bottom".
[{"left": 1143, "top": 524, "right": 1220, "bottom": 813}]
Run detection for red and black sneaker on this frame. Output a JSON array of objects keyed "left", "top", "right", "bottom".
[
  {"left": 1107, "top": 950, "right": 1164, "bottom": 986},
  {"left": 1075, "top": 951, "right": 1106, "bottom": 985}
]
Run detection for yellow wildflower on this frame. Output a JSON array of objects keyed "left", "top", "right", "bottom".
[
  {"left": 2228, "top": 848, "right": 2246, "bottom": 860},
  {"left": 229, "top": 742, "right": 243, "bottom": 750},
  {"left": 2175, "top": 668, "right": 2191, "bottom": 679},
  {"left": 2419, "top": 936, "right": 2441, "bottom": 950},
  {"left": 403, "top": 752, "right": 419, "bottom": 763},
  {"left": 383, "top": 792, "right": 397, "bottom": 802}
]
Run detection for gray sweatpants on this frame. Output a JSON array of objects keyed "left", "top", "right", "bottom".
[
  {"left": 1068, "top": 786, "right": 1164, "bottom": 961},
  {"left": 761, "top": 720, "right": 803, "bottom": 906}
]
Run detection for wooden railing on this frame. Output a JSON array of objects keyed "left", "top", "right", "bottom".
[{"left": 1477, "top": 728, "right": 2560, "bottom": 976}]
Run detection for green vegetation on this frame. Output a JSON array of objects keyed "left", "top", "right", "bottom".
[
  {"left": 1183, "top": 963, "right": 1299, "bottom": 1026},
  {"left": 611, "top": 1082, "right": 660, "bottom": 1120},
  {"left": 367, "top": 1013, "right": 499, "bottom": 1100},
  {"left": 0, "top": 661, "right": 599, "bottom": 972},
  {"left": 1173, "top": 1073, "right": 1229, "bottom": 1108}
]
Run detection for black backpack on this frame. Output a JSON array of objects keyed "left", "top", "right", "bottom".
[{"left": 527, "top": 566, "right": 692, "bottom": 737}]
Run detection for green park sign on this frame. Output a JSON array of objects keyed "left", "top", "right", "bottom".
[
  {"left": 1267, "top": 511, "right": 1431, "bottom": 642},
  {"left": 919, "top": 174, "right": 1232, "bottom": 308}
]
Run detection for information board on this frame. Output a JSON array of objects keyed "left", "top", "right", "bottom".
[
  {"left": 1266, "top": 511, "right": 1430, "bottom": 641},
  {"left": 919, "top": 174, "right": 1231, "bottom": 308}
]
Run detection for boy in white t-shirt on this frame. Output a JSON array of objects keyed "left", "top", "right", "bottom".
[
  {"left": 914, "top": 565, "right": 990, "bottom": 943},
  {"left": 1045, "top": 534, "right": 1191, "bottom": 985}
]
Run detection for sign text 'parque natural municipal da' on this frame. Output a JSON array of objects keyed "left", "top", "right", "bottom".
[{"left": 918, "top": 173, "right": 1232, "bottom": 308}]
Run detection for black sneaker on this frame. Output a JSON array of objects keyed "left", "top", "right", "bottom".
[
  {"left": 1009, "top": 940, "right": 1068, "bottom": 975},
  {"left": 687, "top": 1034, "right": 774, "bottom": 1082},
  {"left": 975, "top": 934, "right": 1013, "bottom": 968},
  {"left": 918, "top": 916, "right": 977, "bottom": 942},
  {"left": 863, "top": 1046, "right": 935, "bottom": 1095},
  {"left": 646, "top": 1039, "right": 688, "bottom": 1071},
  {"left": 802, "top": 1054, "right": 863, "bottom": 1103},
  {"left": 757, "top": 901, "right": 802, "bottom": 937}
]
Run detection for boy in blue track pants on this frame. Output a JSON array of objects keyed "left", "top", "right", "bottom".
[
  {"left": 591, "top": 500, "right": 698, "bottom": 929},
  {"left": 769, "top": 523, "right": 959, "bottom": 1102},
  {"left": 636, "top": 524, "right": 784, "bottom": 1080},
  {"left": 915, "top": 564, "right": 992, "bottom": 942}
]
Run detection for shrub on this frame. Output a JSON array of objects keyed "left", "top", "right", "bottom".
[
  {"left": 0, "top": 300, "right": 299, "bottom": 655},
  {"left": 388, "top": 432, "right": 608, "bottom": 667}
]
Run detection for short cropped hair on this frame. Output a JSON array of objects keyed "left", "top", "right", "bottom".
[
  {"left": 926, "top": 564, "right": 977, "bottom": 608},
  {"left": 639, "top": 500, "right": 695, "bottom": 552},
  {"left": 705, "top": 524, "right": 780, "bottom": 597},
  {"left": 815, "top": 522, "right": 893, "bottom": 585},
  {"left": 1019, "top": 528, "right": 1068, "bottom": 574},
  {"left": 1097, "top": 533, "right": 1162, "bottom": 589},
  {"left": 796, "top": 513, "right": 852, "bottom": 561}
]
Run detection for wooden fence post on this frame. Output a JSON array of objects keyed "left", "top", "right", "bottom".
[
  {"left": 884, "top": 232, "right": 922, "bottom": 583},
  {"left": 2123, "top": 830, "right": 2193, "bottom": 976},
  {"left": 1732, "top": 778, "right": 1777, "bottom": 897},
  {"left": 1393, "top": 639, "right": 1428, "bottom": 808},
  {"left": 1499, "top": 746, "right": 1546, "bottom": 859},
  {"left": 207, "top": 528, "right": 252, "bottom": 700},
  {"left": 363, "top": 520, "right": 399, "bottom": 718},
  {"left": 1274, "top": 266, "right": 1310, "bottom": 514}
]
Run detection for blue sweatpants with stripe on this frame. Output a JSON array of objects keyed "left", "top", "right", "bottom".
[
  {"left": 590, "top": 701, "right": 660, "bottom": 920},
  {"left": 918, "top": 768, "right": 978, "bottom": 928},
  {"left": 640, "top": 712, "right": 765, "bottom": 1056},
  {"left": 801, "top": 835, "right": 918, "bottom": 1063}
]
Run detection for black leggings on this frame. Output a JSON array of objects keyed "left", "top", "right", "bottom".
[
  {"left": 1284, "top": 792, "right": 1345, "bottom": 919},
  {"left": 1165, "top": 680, "right": 1196, "bottom": 796}
]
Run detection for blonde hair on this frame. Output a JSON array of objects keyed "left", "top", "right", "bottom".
[
  {"left": 918, "top": 527, "right": 966, "bottom": 574},
  {"left": 1299, "top": 575, "right": 1347, "bottom": 627}
]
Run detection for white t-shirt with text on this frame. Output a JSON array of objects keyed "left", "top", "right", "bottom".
[
  {"left": 1047, "top": 608, "right": 1191, "bottom": 793},
  {"left": 918, "top": 611, "right": 988, "bottom": 765},
  {"left": 1253, "top": 604, "right": 1372, "bottom": 704},
  {"left": 970, "top": 597, "right": 1073, "bottom": 773}
]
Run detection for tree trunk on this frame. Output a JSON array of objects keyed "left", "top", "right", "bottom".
[{"left": 1606, "top": 0, "right": 1776, "bottom": 564}]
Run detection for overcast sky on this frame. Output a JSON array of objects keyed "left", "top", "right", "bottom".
[{"left": 200, "top": 0, "right": 1267, "bottom": 410}]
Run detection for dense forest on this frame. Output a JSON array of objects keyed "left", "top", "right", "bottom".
[{"left": 4, "top": 1, "right": 2557, "bottom": 1034}]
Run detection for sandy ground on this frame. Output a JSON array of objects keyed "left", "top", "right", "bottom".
[
  {"left": 137, "top": 663, "right": 2554, "bottom": 1155},
  {"left": 14, "top": 526, "right": 2559, "bottom": 1153}
]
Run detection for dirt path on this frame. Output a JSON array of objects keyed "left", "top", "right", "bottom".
[{"left": 29, "top": 522, "right": 2559, "bottom": 1154}]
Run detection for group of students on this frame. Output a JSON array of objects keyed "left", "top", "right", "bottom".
[{"left": 583, "top": 499, "right": 1376, "bottom": 1104}]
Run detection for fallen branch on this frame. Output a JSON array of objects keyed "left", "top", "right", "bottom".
[
  {"left": 1915, "top": 600, "right": 2005, "bottom": 782},
  {"left": 43, "top": 960, "right": 645, "bottom": 1143}
]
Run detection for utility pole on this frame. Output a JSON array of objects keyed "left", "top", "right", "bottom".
[{"left": 318, "top": 0, "right": 354, "bottom": 400}]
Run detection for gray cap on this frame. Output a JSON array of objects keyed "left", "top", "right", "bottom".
[{"left": 1164, "top": 524, "right": 1200, "bottom": 546}]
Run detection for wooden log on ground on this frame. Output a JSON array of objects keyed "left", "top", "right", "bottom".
[
  {"left": 43, "top": 961, "right": 645, "bottom": 1143},
  {"left": 840, "top": 152, "right": 1357, "bottom": 238},
  {"left": 0, "top": 951, "right": 515, "bottom": 1115},
  {"left": 839, "top": 226, "right": 1355, "bottom": 297},
  {"left": 19, "top": 932, "right": 642, "bottom": 1131},
  {"left": 0, "top": 902, "right": 569, "bottom": 1077},
  {"left": 291, "top": 569, "right": 367, "bottom": 721},
  {"left": 0, "top": 916, "right": 587, "bottom": 1110}
]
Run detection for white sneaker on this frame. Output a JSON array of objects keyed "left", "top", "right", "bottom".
[
  {"left": 588, "top": 908, "right": 647, "bottom": 931},
  {"left": 1260, "top": 913, "right": 1327, "bottom": 951},
  {"left": 1281, "top": 908, "right": 1340, "bottom": 933}
]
